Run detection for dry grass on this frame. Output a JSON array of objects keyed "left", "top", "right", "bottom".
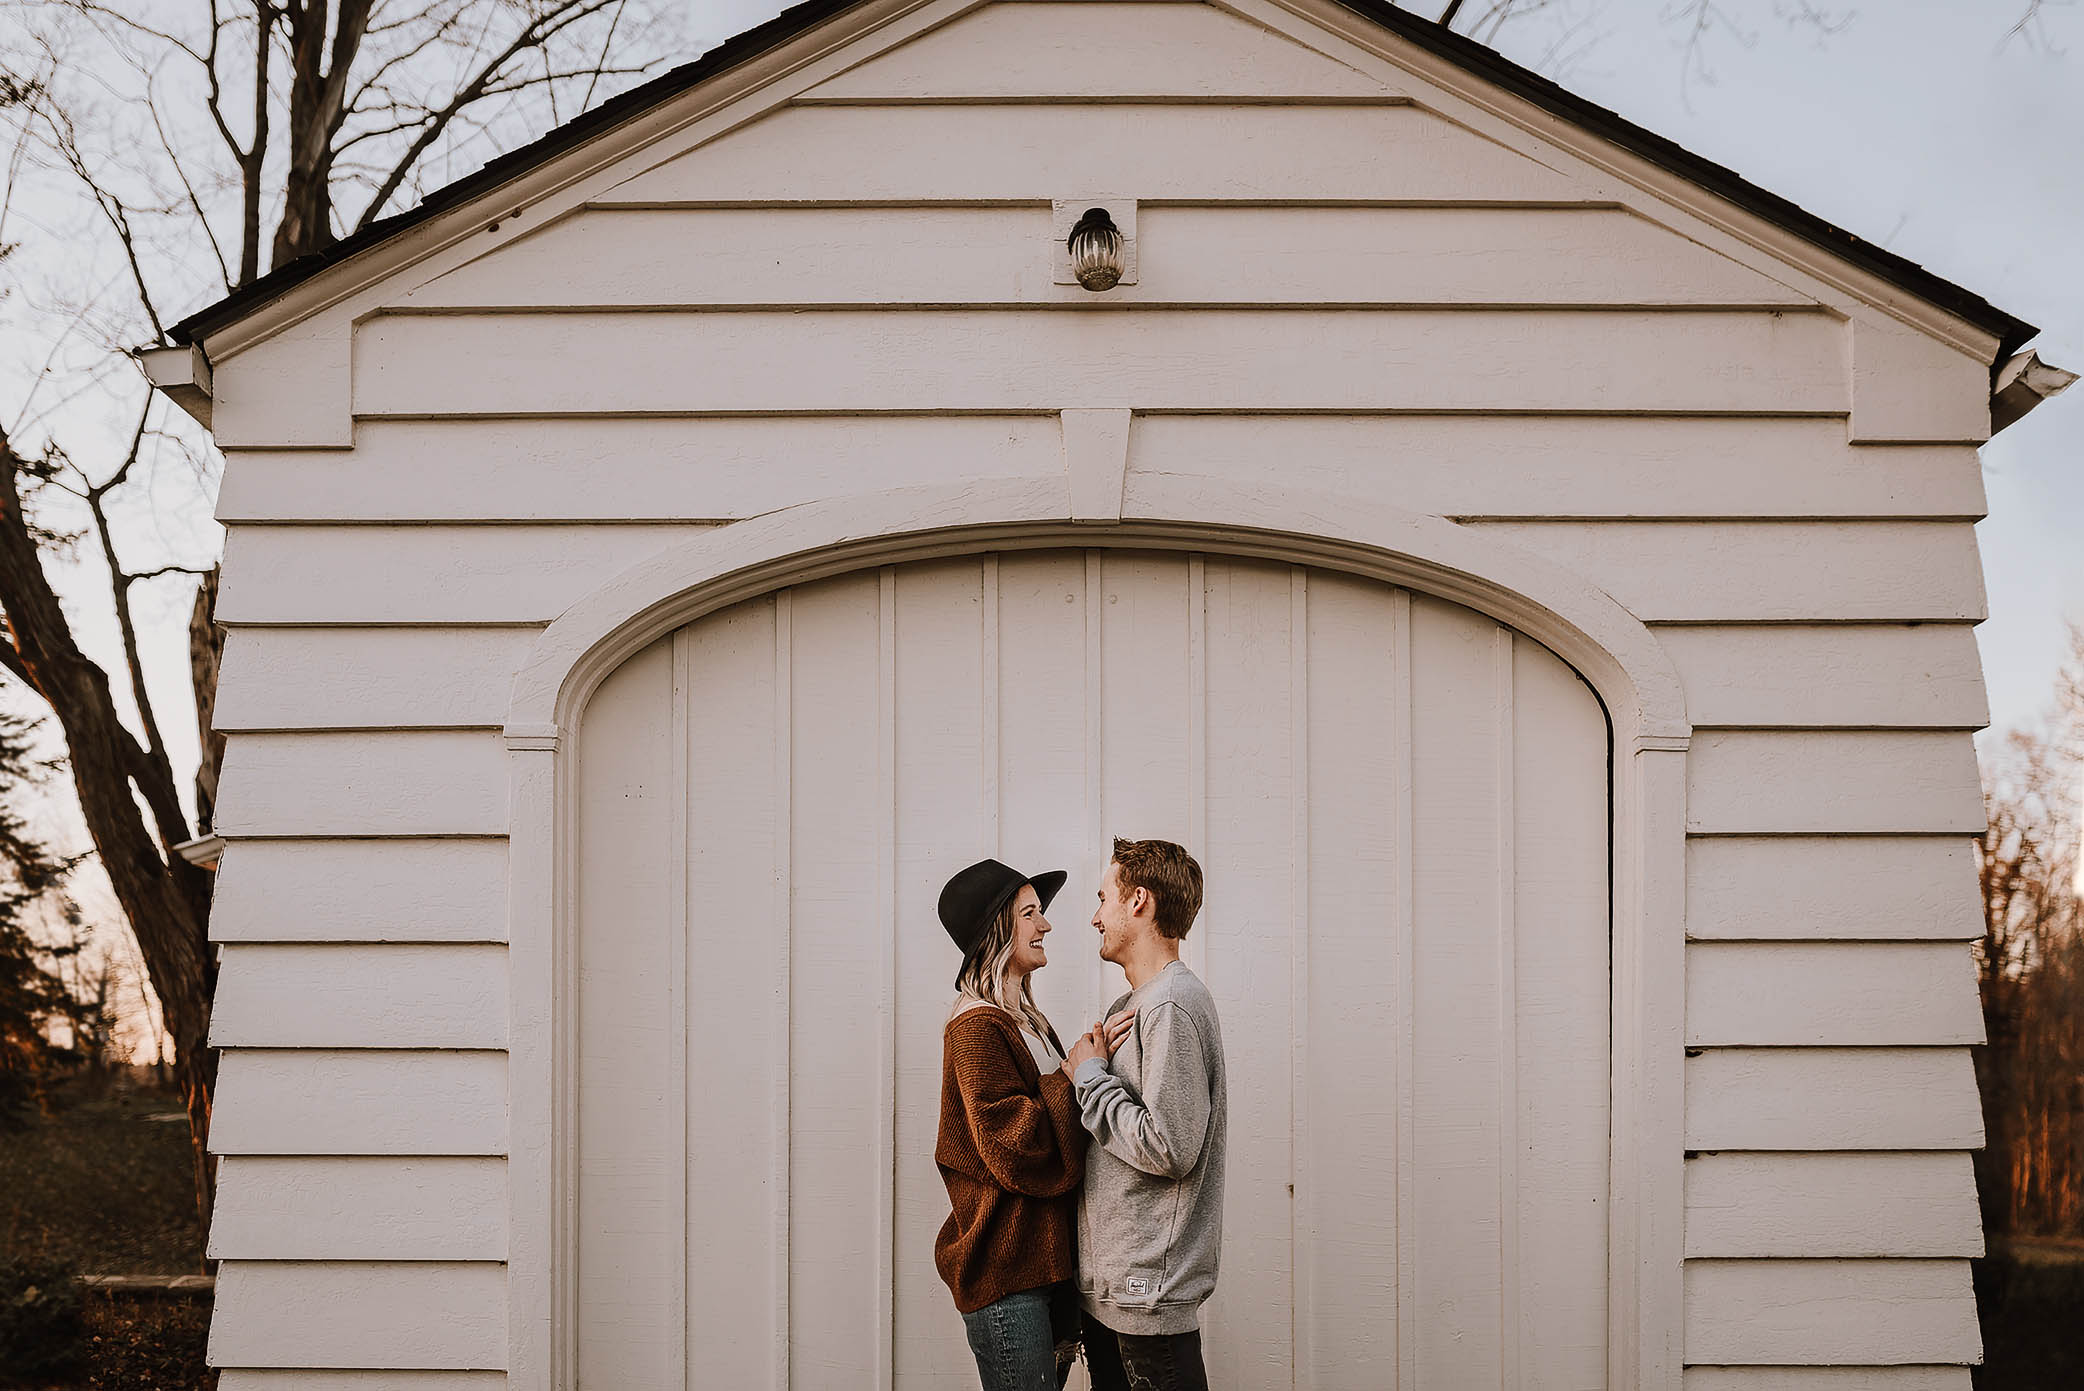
[{"left": 0, "top": 1082, "right": 202, "bottom": 1275}]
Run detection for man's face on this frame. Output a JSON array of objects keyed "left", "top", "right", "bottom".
[{"left": 1092, "top": 861, "right": 1140, "bottom": 965}]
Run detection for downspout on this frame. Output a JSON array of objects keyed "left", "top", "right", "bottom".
[
  {"left": 137, "top": 343, "right": 214, "bottom": 429},
  {"left": 1990, "top": 349, "right": 2077, "bottom": 434}
]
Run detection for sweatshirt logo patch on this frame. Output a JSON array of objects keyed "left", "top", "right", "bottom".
[{"left": 1125, "top": 1276, "right": 1150, "bottom": 1296}]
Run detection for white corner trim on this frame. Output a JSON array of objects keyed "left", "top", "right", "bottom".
[
  {"left": 1062, "top": 409, "right": 1133, "bottom": 521},
  {"left": 501, "top": 474, "right": 1692, "bottom": 1390}
]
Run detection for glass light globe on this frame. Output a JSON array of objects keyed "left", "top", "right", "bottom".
[{"left": 1068, "top": 208, "right": 1124, "bottom": 292}]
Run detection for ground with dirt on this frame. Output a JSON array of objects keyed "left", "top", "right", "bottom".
[{"left": 0, "top": 1080, "right": 212, "bottom": 1390}]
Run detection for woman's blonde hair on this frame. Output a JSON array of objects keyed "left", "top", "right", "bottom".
[{"left": 954, "top": 895, "right": 1057, "bottom": 1047}]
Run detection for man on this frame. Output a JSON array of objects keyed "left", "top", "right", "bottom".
[{"left": 1062, "top": 837, "right": 1227, "bottom": 1391}]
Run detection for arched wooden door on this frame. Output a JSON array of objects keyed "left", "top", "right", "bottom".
[{"left": 573, "top": 549, "right": 1609, "bottom": 1389}]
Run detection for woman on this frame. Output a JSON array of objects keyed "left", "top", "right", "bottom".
[{"left": 933, "top": 857, "right": 1122, "bottom": 1391}]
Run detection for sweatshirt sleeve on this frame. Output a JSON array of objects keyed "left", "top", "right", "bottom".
[
  {"left": 1073, "top": 1000, "right": 1211, "bottom": 1180},
  {"left": 946, "top": 1013, "right": 1087, "bottom": 1198}
]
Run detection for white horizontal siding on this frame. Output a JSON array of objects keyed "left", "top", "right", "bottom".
[
  {"left": 211, "top": 1050, "right": 505, "bottom": 1156},
  {"left": 1685, "top": 942, "right": 1982, "bottom": 1046},
  {"left": 1684, "top": 1370, "right": 1970, "bottom": 1391},
  {"left": 213, "top": 520, "right": 1980, "bottom": 629},
  {"left": 211, "top": 944, "right": 507, "bottom": 1048},
  {"left": 217, "top": 627, "right": 535, "bottom": 730},
  {"left": 210, "top": 1157, "right": 506, "bottom": 1261},
  {"left": 1685, "top": 732, "right": 1984, "bottom": 834},
  {"left": 353, "top": 308, "right": 1843, "bottom": 417},
  {"left": 217, "top": 417, "right": 1984, "bottom": 526},
  {"left": 1471, "top": 521, "right": 1983, "bottom": 623},
  {"left": 397, "top": 203, "right": 1810, "bottom": 310},
  {"left": 217, "top": 417, "right": 1059, "bottom": 524},
  {"left": 1684, "top": 1049, "right": 1983, "bottom": 1151},
  {"left": 215, "top": 731, "right": 507, "bottom": 837},
  {"left": 800, "top": 1, "right": 1401, "bottom": 101},
  {"left": 1682, "top": 1260, "right": 1979, "bottom": 1365},
  {"left": 1684, "top": 1152, "right": 1983, "bottom": 1258},
  {"left": 210, "top": 1261, "right": 505, "bottom": 1370},
  {"left": 219, "top": 523, "right": 716, "bottom": 626},
  {"left": 219, "top": 1375, "right": 505, "bottom": 1390},
  {"left": 1156, "top": 418, "right": 1978, "bottom": 521},
  {"left": 605, "top": 101, "right": 1580, "bottom": 203},
  {"left": 213, "top": 839, "right": 508, "bottom": 943},
  {"left": 1686, "top": 837, "right": 1980, "bottom": 941},
  {"left": 1655, "top": 624, "right": 1987, "bottom": 728}
]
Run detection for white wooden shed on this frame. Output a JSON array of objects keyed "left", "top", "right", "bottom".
[{"left": 145, "top": 1, "right": 2071, "bottom": 1387}]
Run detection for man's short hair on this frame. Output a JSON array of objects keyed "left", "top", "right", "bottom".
[{"left": 1111, "top": 837, "right": 1204, "bottom": 940}]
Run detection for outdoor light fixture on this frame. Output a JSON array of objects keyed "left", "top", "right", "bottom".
[{"left": 1067, "top": 207, "right": 1125, "bottom": 292}]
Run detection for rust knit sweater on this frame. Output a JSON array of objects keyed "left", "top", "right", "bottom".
[{"left": 934, "top": 1006, "right": 1089, "bottom": 1315}]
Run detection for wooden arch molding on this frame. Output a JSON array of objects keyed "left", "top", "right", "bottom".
[{"left": 502, "top": 473, "right": 1693, "bottom": 1391}]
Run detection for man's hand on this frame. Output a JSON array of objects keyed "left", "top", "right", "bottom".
[
  {"left": 1063, "top": 1009, "right": 1138, "bottom": 1075},
  {"left": 1101, "top": 1008, "right": 1137, "bottom": 1055},
  {"left": 1064, "top": 1024, "right": 1108, "bottom": 1074}
]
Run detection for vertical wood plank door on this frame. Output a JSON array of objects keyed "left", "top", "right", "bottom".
[{"left": 574, "top": 549, "right": 1610, "bottom": 1390}]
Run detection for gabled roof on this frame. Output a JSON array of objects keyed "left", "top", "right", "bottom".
[{"left": 169, "top": 0, "right": 2036, "bottom": 359}]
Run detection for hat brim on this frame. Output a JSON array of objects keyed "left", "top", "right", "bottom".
[{"left": 1028, "top": 869, "right": 1068, "bottom": 914}]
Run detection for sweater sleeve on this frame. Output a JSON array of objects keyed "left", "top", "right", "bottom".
[
  {"left": 1072, "top": 1000, "right": 1211, "bottom": 1180},
  {"left": 946, "top": 1013, "right": 1087, "bottom": 1198}
]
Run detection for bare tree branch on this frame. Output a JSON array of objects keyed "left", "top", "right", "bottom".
[
  {"left": 354, "top": 0, "right": 623, "bottom": 233},
  {"left": 2004, "top": 0, "right": 2072, "bottom": 52},
  {"left": 124, "top": 562, "right": 215, "bottom": 583},
  {"left": 79, "top": 398, "right": 179, "bottom": 803},
  {"left": 241, "top": 0, "right": 273, "bottom": 282},
  {"left": 45, "top": 104, "right": 168, "bottom": 340},
  {"left": 146, "top": 82, "right": 233, "bottom": 292}
]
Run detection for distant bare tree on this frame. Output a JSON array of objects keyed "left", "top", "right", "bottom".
[
  {"left": 0, "top": 0, "right": 682, "bottom": 1235},
  {"left": 1975, "top": 621, "right": 2084, "bottom": 1238}
]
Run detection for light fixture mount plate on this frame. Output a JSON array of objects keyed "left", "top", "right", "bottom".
[{"left": 1052, "top": 198, "right": 1138, "bottom": 288}]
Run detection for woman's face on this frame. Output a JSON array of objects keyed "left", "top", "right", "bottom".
[{"left": 1008, "top": 884, "right": 1052, "bottom": 978}]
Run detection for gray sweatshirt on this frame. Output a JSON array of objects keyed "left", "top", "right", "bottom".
[{"left": 1071, "top": 960, "right": 1227, "bottom": 1336}]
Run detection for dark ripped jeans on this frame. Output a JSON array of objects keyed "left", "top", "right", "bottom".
[{"left": 1080, "top": 1312, "right": 1210, "bottom": 1391}]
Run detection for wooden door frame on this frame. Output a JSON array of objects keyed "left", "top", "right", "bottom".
[{"left": 503, "top": 474, "right": 1692, "bottom": 1390}]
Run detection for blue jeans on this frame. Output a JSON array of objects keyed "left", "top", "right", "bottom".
[{"left": 960, "top": 1282, "right": 1079, "bottom": 1391}]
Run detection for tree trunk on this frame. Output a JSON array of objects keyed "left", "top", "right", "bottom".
[
  {"left": 0, "top": 437, "right": 217, "bottom": 1242},
  {"left": 190, "top": 567, "right": 227, "bottom": 832}
]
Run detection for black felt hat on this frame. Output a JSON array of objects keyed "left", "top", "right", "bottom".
[{"left": 938, "top": 858, "right": 1068, "bottom": 959}]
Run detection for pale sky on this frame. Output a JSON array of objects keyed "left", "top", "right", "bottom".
[{"left": 1, "top": 0, "right": 2078, "bottom": 1054}]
